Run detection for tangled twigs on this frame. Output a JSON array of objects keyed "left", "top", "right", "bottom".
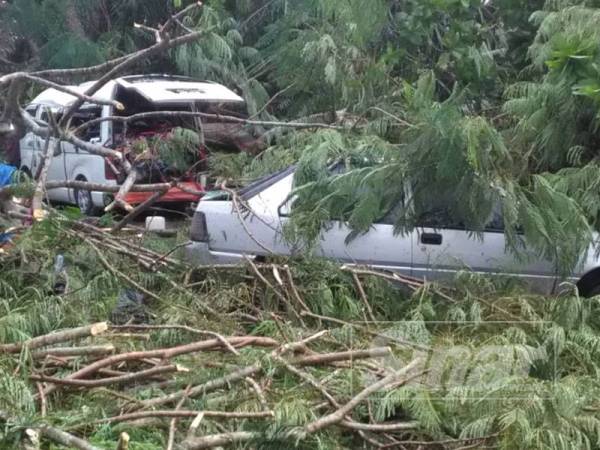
[
  {"left": 30, "top": 364, "right": 185, "bottom": 388},
  {"left": 180, "top": 359, "right": 423, "bottom": 449},
  {"left": 138, "top": 342, "right": 391, "bottom": 410},
  {"left": 40, "top": 336, "right": 278, "bottom": 397},
  {"left": 86, "top": 239, "right": 162, "bottom": 302},
  {"left": 89, "top": 410, "right": 274, "bottom": 427},
  {"left": 303, "top": 358, "right": 424, "bottom": 435}
]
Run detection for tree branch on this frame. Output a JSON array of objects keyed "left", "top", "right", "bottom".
[
  {"left": 31, "top": 364, "right": 184, "bottom": 388},
  {"left": 0, "top": 322, "right": 108, "bottom": 353},
  {"left": 73, "top": 110, "right": 344, "bottom": 136}
]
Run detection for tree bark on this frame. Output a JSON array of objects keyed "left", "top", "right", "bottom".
[
  {"left": 180, "top": 431, "right": 258, "bottom": 450},
  {"left": 31, "top": 345, "right": 115, "bottom": 359},
  {"left": 0, "top": 322, "right": 108, "bottom": 353},
  {"left": 31, "top": 364, "right": 183, "bottom": 388},
  {"left": 39, "top": 426, "right": 100, "bottom": 450}
]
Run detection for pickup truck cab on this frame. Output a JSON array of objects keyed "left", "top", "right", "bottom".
[{"left": 20, "top": 74, "right": 256, "bottom": 214}]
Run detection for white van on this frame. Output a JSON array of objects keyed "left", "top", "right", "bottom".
[{"left": 20, "top": 74, "right": 254, "bottom": 214}]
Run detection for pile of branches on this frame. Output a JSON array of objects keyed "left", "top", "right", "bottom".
[
  {"left": 1, "top": 321, "right": 432, "bottom": 450},
  {"left": 2, "top": 214, "right": 600, "bottom": 449}
]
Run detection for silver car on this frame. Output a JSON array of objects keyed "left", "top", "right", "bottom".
[{"left": 187, "top": 166, "right": 600, "bottom": 296}]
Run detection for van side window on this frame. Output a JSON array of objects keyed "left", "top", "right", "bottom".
[
  {"left": 70, "top": 107, "right": 102, "bottom": 142},
  {"left": 40, "top": 110, "right": 63, "bottom": 125}
]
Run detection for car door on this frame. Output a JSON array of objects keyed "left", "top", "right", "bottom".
[
  {"left": 63, "top": 106, "right": 105, "bottom": 204},
  {"left": 314, "top": 207, "right": 413, "bottom": 277},
  {"left": 19, "top": 105, "right": 40, "bottom": 173},
  {"left": 411, "top": 205, "right": 558, "bottom": 294},
  {"left": 274, "top": 185, "right": 413, "bottom": 275},
  {"left": 37, "top": 109, "right": 69, "bottom": 202}
]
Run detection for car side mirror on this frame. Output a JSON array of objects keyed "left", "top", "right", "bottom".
[{"left": 278, "top": 194, "right": 297, "bottom": 217}]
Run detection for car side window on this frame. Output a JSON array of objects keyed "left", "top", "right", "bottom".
[
  {"left": 416, "top": 202, "right": 509, "bottom": 233},
  {"left": 70, "top": 107, "right": 102, "bottom": 142},
  {"left": 416, "top": 205, "right": 463, "bottom": 229}
]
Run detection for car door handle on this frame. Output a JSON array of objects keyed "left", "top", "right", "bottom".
[{"left": 421, "top": 233, "right": 442, "bottom": 245}]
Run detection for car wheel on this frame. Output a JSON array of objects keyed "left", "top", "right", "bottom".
[
  {"left": 585, "top": 283, "right": 600, "bottom": 298},
  {"left": 74, "top": 176, "right": 97, "bottom": 216}
]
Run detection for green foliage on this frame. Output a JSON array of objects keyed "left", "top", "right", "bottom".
[
  {"left": 156, "top": 127, "right": 201, "bottom": 172},
  {"left": 6, "top": 1, "right": 600, "bottom": 448},
  {"left": 3, "top": 215, "right": 600, "bottom": 449}
]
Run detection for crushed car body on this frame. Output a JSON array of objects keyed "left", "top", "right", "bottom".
[{"left": 19, "top": 74, "right": 263, "bottom": 214}]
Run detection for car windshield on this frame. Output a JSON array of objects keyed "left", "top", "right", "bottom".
[{"left": 239, "top": 166, "right": 297, "bottom": 200}]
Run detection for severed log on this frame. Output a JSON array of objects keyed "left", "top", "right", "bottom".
[
  {"left": 32, "top": 345, "right": 115, "bottom": 359},
  {"left": 339, "top": 420, "right": 418, "bottom": 432},
  {"left": 0, "top": 178, "right": 196, "bottom": 198},
  {"left": 180, "top": 431, "right": 259, "bottom": 450},
  {"left": 31, "top": 136, "right": 56, "bottom": 219},
  {"left": 30, "top": 364, "right": 185, "bottom": 388},
  {"left": 39, "top": 426, "right": 101, "bottom": 450},
  {"left": 166, "top": 385, "right": 191, "bottom": 450},
  {"left": 21, "top": 428, "right": 40, "bottom": 450},
  {"left": 105, "top": 170, "right": 137, "bottom": 213},
  {"left": 0, "top": 322, "right": 108, "bottom": 354},
  {"left": 116, "top": 432, "right": 129, "bottom": 450}
]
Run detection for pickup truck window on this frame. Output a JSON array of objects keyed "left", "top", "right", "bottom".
[{"left": 416, "top": 202, "right": 506, "bottom": 232}]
